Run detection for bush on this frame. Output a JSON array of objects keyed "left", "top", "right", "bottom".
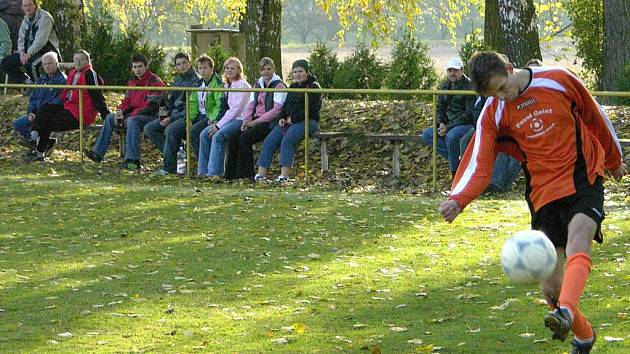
[
  {"left": 332, "top": 44, "right": 386, "bottom": 99},
  {"left": 204, "top": 45, "right": 235, "bottom": 76},
  {"left": 308, "top": 41, "right": 340, "bottom": 89},
  {"left": 385, "top": 32, "right": 437, "bottom": 99},
  {"left": 614, "top": 59, "right": 630, "bottom": 106},
  {"left": 459, "top": 29, "right": 487, "bottom": 76},
  {"left": 80, "top": 7, "right": 167, "bottom": 86}
]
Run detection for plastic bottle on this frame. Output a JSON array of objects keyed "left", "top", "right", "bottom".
[{"left": 176, "top": 146, "right": 186, "bottom": 175}]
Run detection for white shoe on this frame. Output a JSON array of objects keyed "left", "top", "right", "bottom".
[
  {"left": 254, "top": 174, "right": 265, "bottom": 182},
  {"left": 273, "top": 175, "right": 288, "bottom": 184}
]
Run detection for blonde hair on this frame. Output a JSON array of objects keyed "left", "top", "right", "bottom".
[
  {"left": 258, "top": 57, "right": 275, "bottom": 70},
  {"left": 223, "top": 57, "right": 244, "bottom": 83}
]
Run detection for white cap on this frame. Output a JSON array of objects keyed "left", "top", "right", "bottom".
[{"left": 446, "top": 57, "right": 464, "bottom": 70}]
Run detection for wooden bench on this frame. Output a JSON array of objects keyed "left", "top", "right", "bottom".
[
  {"left": 312, "top": 131, "right": 422, "bottom": 178},
  {"left": 620, "top": 138, "right": 630, "bottom": 162}
]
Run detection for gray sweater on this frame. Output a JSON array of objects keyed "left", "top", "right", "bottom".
[{"left": 17, "top": 8, "right": 59, "bottom": 55}]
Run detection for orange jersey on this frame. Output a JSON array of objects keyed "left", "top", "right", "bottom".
[{"left": 450, "top": 67, "right": 623, "bottom": 212}]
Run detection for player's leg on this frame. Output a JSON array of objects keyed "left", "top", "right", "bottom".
[{"left": 540, "top": 247, "right": 565, "bottom": 310}]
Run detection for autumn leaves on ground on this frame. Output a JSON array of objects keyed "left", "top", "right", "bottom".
[{"left": 0, "top": 161, "right": 628, "bottom": 353}]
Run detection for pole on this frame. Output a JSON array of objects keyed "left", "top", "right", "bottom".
[
  {"left": 432, "top": 93, "right": 437, "bottom": 192},
  {"left": 185, "top": 91, "right": 191, "bottom": 177},
  {"left": 79, "top": 89, "right": 84, "bottom": 163},
  {"left": 304, "top": 92, "right": 309, "bottom": 184}
]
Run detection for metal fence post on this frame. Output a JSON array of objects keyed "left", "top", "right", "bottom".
[
  {"left": 304, "top": 92, "right": 310, "bottom": 184},
  {"left": 79, "top": 88, "right": 84, "bottom": 163},
  {"left": 185, "top": 91, "right": 191, "bottom": 177},
  {"left": 432, "top": 93, "right": 437, "bottom": 192}
]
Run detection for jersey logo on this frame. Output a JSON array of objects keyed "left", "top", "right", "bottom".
[{"left": 516, "top": 98, "right": 536, "bottom": 110}]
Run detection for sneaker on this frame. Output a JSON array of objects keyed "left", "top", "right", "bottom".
[
  {"left": 254, "top": 174, "right": 265, "bottom": 182},
  {"left": 120, "top": 160, "right": 140, "bottom": 170},
  {"left": 544, "top": 307, "right": 573, "bottom": 341},
  {"left": 153, "top": 169, "right": 169, "bottom": 176},
  {"left": 44, "top": 138, "right": 56, "bottom": 157},
  {"left": 570, "top": 328, "right": 596, "bottom": 354},
  {"left": 24, "top": 151, "right": 44, "bottom": 163},
  {"left": 273, "top": 175, "right": 288, "bottom": 184},
  {"left": 83, "top": 148, "right": 102, "bottom": 163},
  {"left": 17, "top": 136, "right": 36, "bottom": 150}
]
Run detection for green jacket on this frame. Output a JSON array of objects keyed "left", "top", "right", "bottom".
[
  {"left": 187, "top": 72, "right": 224, "bottom": 122},
  {"left": 0, "top": 18, "right": 12, "bottom": 58}
]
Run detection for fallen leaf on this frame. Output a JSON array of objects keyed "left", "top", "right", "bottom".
[
  {"left": 390, "top": 326, "right": 408, "bottom": 332},
  {"left": 57, "top": 332, "right": 73, "bottom": 338},
  {"left": 407, "top": 338, "right": 423, "bottom": 345},
  {"left": 604, "top": 336, "right": 624, "bottom": 342},
  {"left": 291, "top": 322, "right": 306, "bottom": 334},
  {"left": 272, "top": 337, "right": 289, "bottom": 344}
]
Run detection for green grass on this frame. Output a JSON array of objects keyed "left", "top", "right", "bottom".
[{"left": 0, "top": 162, "right": 628, "bottom": 353}]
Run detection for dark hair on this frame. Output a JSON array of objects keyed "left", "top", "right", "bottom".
[
  {"left": 469, "top": 51, "right": 509, "bottom": 95},
  {"left": 173, "top": 52, "right": 191, "bottom": 64},
  {"left": 131, "top": 54, "right": 148, "bottom": 66},
  {"left": 196, "top": 54, "right": 214, "bottom": 68}
]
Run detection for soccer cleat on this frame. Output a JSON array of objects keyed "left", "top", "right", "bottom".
[
  {"left": 83, "top": 148, "right": 102, "bottom": 163},
  {"left": 544, "top": 307, "right": 573, "bottom": 341},
  {"left": 44, "top": 138, "right": 56, "bottom": 157},
  {"left": 570, "top": 328, "right": 596, "bottom": 354}
]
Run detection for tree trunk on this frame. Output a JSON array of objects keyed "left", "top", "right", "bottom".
[
  {"left": 601, "top": 0, "right": 630, "bottom": 91},
  {"left": 484, "top": 0, "right": 541, "bottom": 67},
  {"left": 242, "top": 0, "right": 283, "bottom": 81},
  {"left": 41, "top": 0, "right": 85, "bottom": 61}
]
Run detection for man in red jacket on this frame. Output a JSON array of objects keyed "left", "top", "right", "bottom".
[
  {"left": 83, "top": 54, "right": 164, "bottom": 169},
  {"left": 27, "top": 49, "right": 109, "bottom": 162}
]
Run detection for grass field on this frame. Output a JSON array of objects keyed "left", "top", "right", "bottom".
[{"left": 0, "top": 161, "right": 628, "bottom": 353}]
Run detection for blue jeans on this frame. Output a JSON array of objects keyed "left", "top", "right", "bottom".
[
  {"left": 198, "top": 119, "right": 242, "bottom": 176},
  {"left": 422, "top": 124, "right": 473, "bottom": 173},
  {"left": 13, "top": 115, "right": 31, "bottom": 139},
  {"left": 491, "top": 152, "right": 521, "bottom": 192},
  {"left": 257, "top": 120, "right": 319, "bottom": 169},
  {"left": 125, "top": 115, "right": 156, "bottom": 161}
]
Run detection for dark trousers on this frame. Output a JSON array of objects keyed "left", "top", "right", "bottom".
[
  {"left": 235, "top": 123, "right": 271, "bottom": 179},
  {"left": 224, "top": 132, "right": 240, "bottom": 180},
  {"left": 31, "top": 104, "right": 78, "bottom": 152},
  {"left": 1, "top": 45, "right": 60, "bottom": 83}
]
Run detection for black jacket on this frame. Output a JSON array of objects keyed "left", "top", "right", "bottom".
[
  {"left": 437, "top": 75, "right": 475, "bottom": 129},
  {"left": 280, "top": 75, "right": 322, "bottom": 124}
]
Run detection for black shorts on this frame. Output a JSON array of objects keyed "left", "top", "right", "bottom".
[{"left": 530, "top": 176, "right": 605, "bottom": 248}]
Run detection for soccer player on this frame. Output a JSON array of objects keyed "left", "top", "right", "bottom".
[{"left": 438, "top": 51, "right": 626, "bottom": 354}]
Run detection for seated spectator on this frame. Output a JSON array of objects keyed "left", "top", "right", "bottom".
[
  {"left": 26, "top": 49, "right": 109, "bottom": 162},
  {"left": 1, "top": 0, "right": 60, "bottom": 84},
  {"left": 144, "top": 52, "right": 200, "bottom": 173},
  {"left": 232, "top": 57, "right": 287, "bottom": 180},
  {"left": 198, "top": 57, "right": 251, "bottom": 178},
  {"left": 13, "top": 50, "right": 64, "bottom": 149},
  {"left": 83, "top": 54, "right": 165, "bottom": 169},
  {"left": 421, "top": 57, "right": 475, "bottom": 177},
  {"left": 0, "top": 17, "right": 11, "bottom": 59},
  {"left": 153, "top": 55, "right": 223, "bottom": 175},
  {"left": 255, "top": 59, "right": 321, "bottom": 183}
]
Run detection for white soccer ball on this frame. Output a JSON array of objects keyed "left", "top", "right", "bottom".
[{"left": 500, "top": 230, "right": 558, "bottom": 284}]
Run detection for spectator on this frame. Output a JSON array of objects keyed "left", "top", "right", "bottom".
[
  {"left": 421, "top": 57, "right": 475, "bottom": 177},
  {"left": 26, "top": 49, "right": 109, "bottom": 162},
  {"left": 83, "top": 54, "right": 165, "bottom": 169},
  {"left": 13, "top": 50, "right": 64, "bottom": 149},
  {"left": 232, "top": 57, "right": 287, "bottom": 180},
  {"left": 153, "top": 55, "right": 223, "bottom": 175},
  {"left": 0, "top": 17, "right": 11, "bottom": 58},
  {"left": 197, "top": 57, "right": 251, "bottom": 178},
  {"left": 0, "top": 0, "right": 23, "bottom": 51},
  {"left": 144, "top": 52, "right": 199, "bottom": 172},
  {"left": 1, "top": 0, "right": 60, "bottom": 84},
  {"left": 255, "top": 59, "right": 321, "bottom": 183}
]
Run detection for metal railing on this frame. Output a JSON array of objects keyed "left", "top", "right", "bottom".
[{"left": 3, "top": 82, "right": 629, "bottom": 191}]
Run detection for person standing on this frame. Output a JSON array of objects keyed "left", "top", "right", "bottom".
[{"left": 439, "top": 51, "right": 625, "bottom": 354}]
